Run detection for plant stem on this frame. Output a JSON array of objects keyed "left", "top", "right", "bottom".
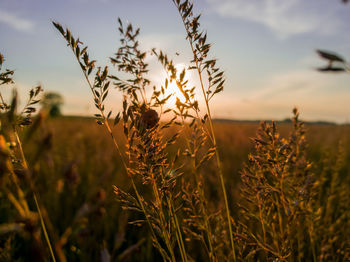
[
  {"left": 156, "top": 51, "right": 215, "bottom": 260},
  {"left": 173, "top": 5, "right": 237, "bottom": 259},
  {"left": 151, "top": 180, "right": 177, "bottom": 262},
  {"left": 0, "top": 92, "right": 6, "bottom": 107},
  {"left": 34, "top": 194, "right": 57, "bottom": 262},
  {"left": 181, "top": 116, "right": 215, "bottom": 261},
  {"left": 157, "top": 164, "right": 187, "bottom": 261},
  {"left": 14, "top": 130, "right": 57, "bottom": 262},
  {"left": 73, "top": 53, "right": 169, "bottom": 260},
  {"left": 167, "top": 194, "right": 188, "bottom": 262},
  {"left": 187, "top": 35, "right": 236, "bottom": 262}
]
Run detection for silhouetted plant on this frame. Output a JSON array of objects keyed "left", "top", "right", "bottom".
[
  {"left": 239, "top": 109, "right": 316, "bottom": 260},
  {"left": 0, "top": 53, "right": 56, "bottom": 261},
  {"left": 316, "top": 49, "right": 349, "bottom": 73}
]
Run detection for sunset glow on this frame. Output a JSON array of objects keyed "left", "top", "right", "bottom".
[{"left": 161, "top": 63, "right": 191, "bottom": 109}]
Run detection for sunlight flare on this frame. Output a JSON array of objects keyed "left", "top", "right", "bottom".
[{"left": 162, "top": 63, "right": 191, "bottom": 108}]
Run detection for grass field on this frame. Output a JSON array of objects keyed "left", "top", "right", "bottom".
[{"left": 1, "top": 116, "right": 349, "bottom": 261}]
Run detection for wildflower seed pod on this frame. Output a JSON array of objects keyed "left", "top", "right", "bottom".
[{"left": 141, "top": 109, "right": 159, "bottom": 129}]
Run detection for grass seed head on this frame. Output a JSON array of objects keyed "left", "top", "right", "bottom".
[{"left": 141, "top": 109, "right": 159, "bottom": 129}]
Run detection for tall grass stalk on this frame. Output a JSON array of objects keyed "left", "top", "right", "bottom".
[
  {"left": 8, "top": 86, "right": 57, "bottom": 261},
  {"left": 173, "top": 0, "right": 236, "bottom": 260},
  {"left": 51, "top": 22, "right": 170, "bottom": 261},
  {"left": 52, "top": 20, "right": 191, "bottom": 261},
  {"left": 183, "top": 123, "right": 215, "bottom": 261},
  {"left": 153, "top": 49, "right": 216, "bottom": 260},
  {"left": 110, "top": 19, "right": 189, "bottom": 262},
  {"left": 33, "top": 194, "right": 56, "bottom": 262}
]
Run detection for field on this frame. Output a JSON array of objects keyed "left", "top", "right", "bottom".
[{"left": 1, "top": 116, "right": 349, "bottom": 261}]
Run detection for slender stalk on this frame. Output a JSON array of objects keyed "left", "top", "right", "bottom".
[
  {"left": 14, "top": 130, "right": 57, "bottom": 262},
  {"left": 153, "top": 105, "right": 188, "bottom": 261},
  {"left": 182, "top": 29, "right": 236, "bottom": 262},
  {"left": 193, "top": 176, "right": 215, "bottom": 261},
  {"left": 180, "top": 116, "right": 215, "bottom": 261},
  {"left": 34, "top": 194, "right": 57, "bottom": 262},
  {"left": 158, "top": 171, "right": 187, "bottom": 262},
  {"left": 129, "top": 179, "right": 169, "bottom": 261},
  {"left": 194, "top": 59, "right": 236, "bottom": 260},
  {"left": 8, "top": 163, "right": 30, "bottom": 215},
  {"left": 157, "top": 59, "right": 214, "bottom": 261},
  {"left": 0, "top": 92, "right": 7, "bottom": 107},
  {"left": 71, "top": 52, "right": 169, "bottom": 260},
  {"left": 168, "top": 197, "right": 188, "bottom": 262},
  {"left": 151, "top": 179, "right": 177, "bottom": 262},
  {"left": 124, "top": 57, "right": 184, "bottom": 260},
  {"left": 14, "top": 131, "right": 29, "bottom": 170},
  {"left": 173, "top": 3, "right": 237, "bottom": 259},
  {"left": 308, "top": 226, "right": 317, "bottom": 262},
  {"left": 157, "top": 164, "right": 187, "bottom": 261}
]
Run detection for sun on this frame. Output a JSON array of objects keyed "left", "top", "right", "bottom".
[{"left": 161, "top": 63, "right": 191, "bottom": 108}]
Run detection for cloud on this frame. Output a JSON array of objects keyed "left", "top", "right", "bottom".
[
  {"left": 206, "top": 0, "right": 342, "bottom": 39},
  {"left": 139, "top": 33, "right": 188, "bottom": 55},
  {"left": 211, "top": 69, "right": 350, "bottom": 123},
  {"left": 250, "top": 70, "right": 326, "bottom": 100},
  {"left": 0, "top": 9, "right": 35, "bottom": 32}
]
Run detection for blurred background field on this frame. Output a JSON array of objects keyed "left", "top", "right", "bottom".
[{"left": 2, "top": 116, "right": 348, "bottom": 261}]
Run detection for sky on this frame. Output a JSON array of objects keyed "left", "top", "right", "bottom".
[{"left": 0, "top": 0, "right": 350, "bottom": 123}]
